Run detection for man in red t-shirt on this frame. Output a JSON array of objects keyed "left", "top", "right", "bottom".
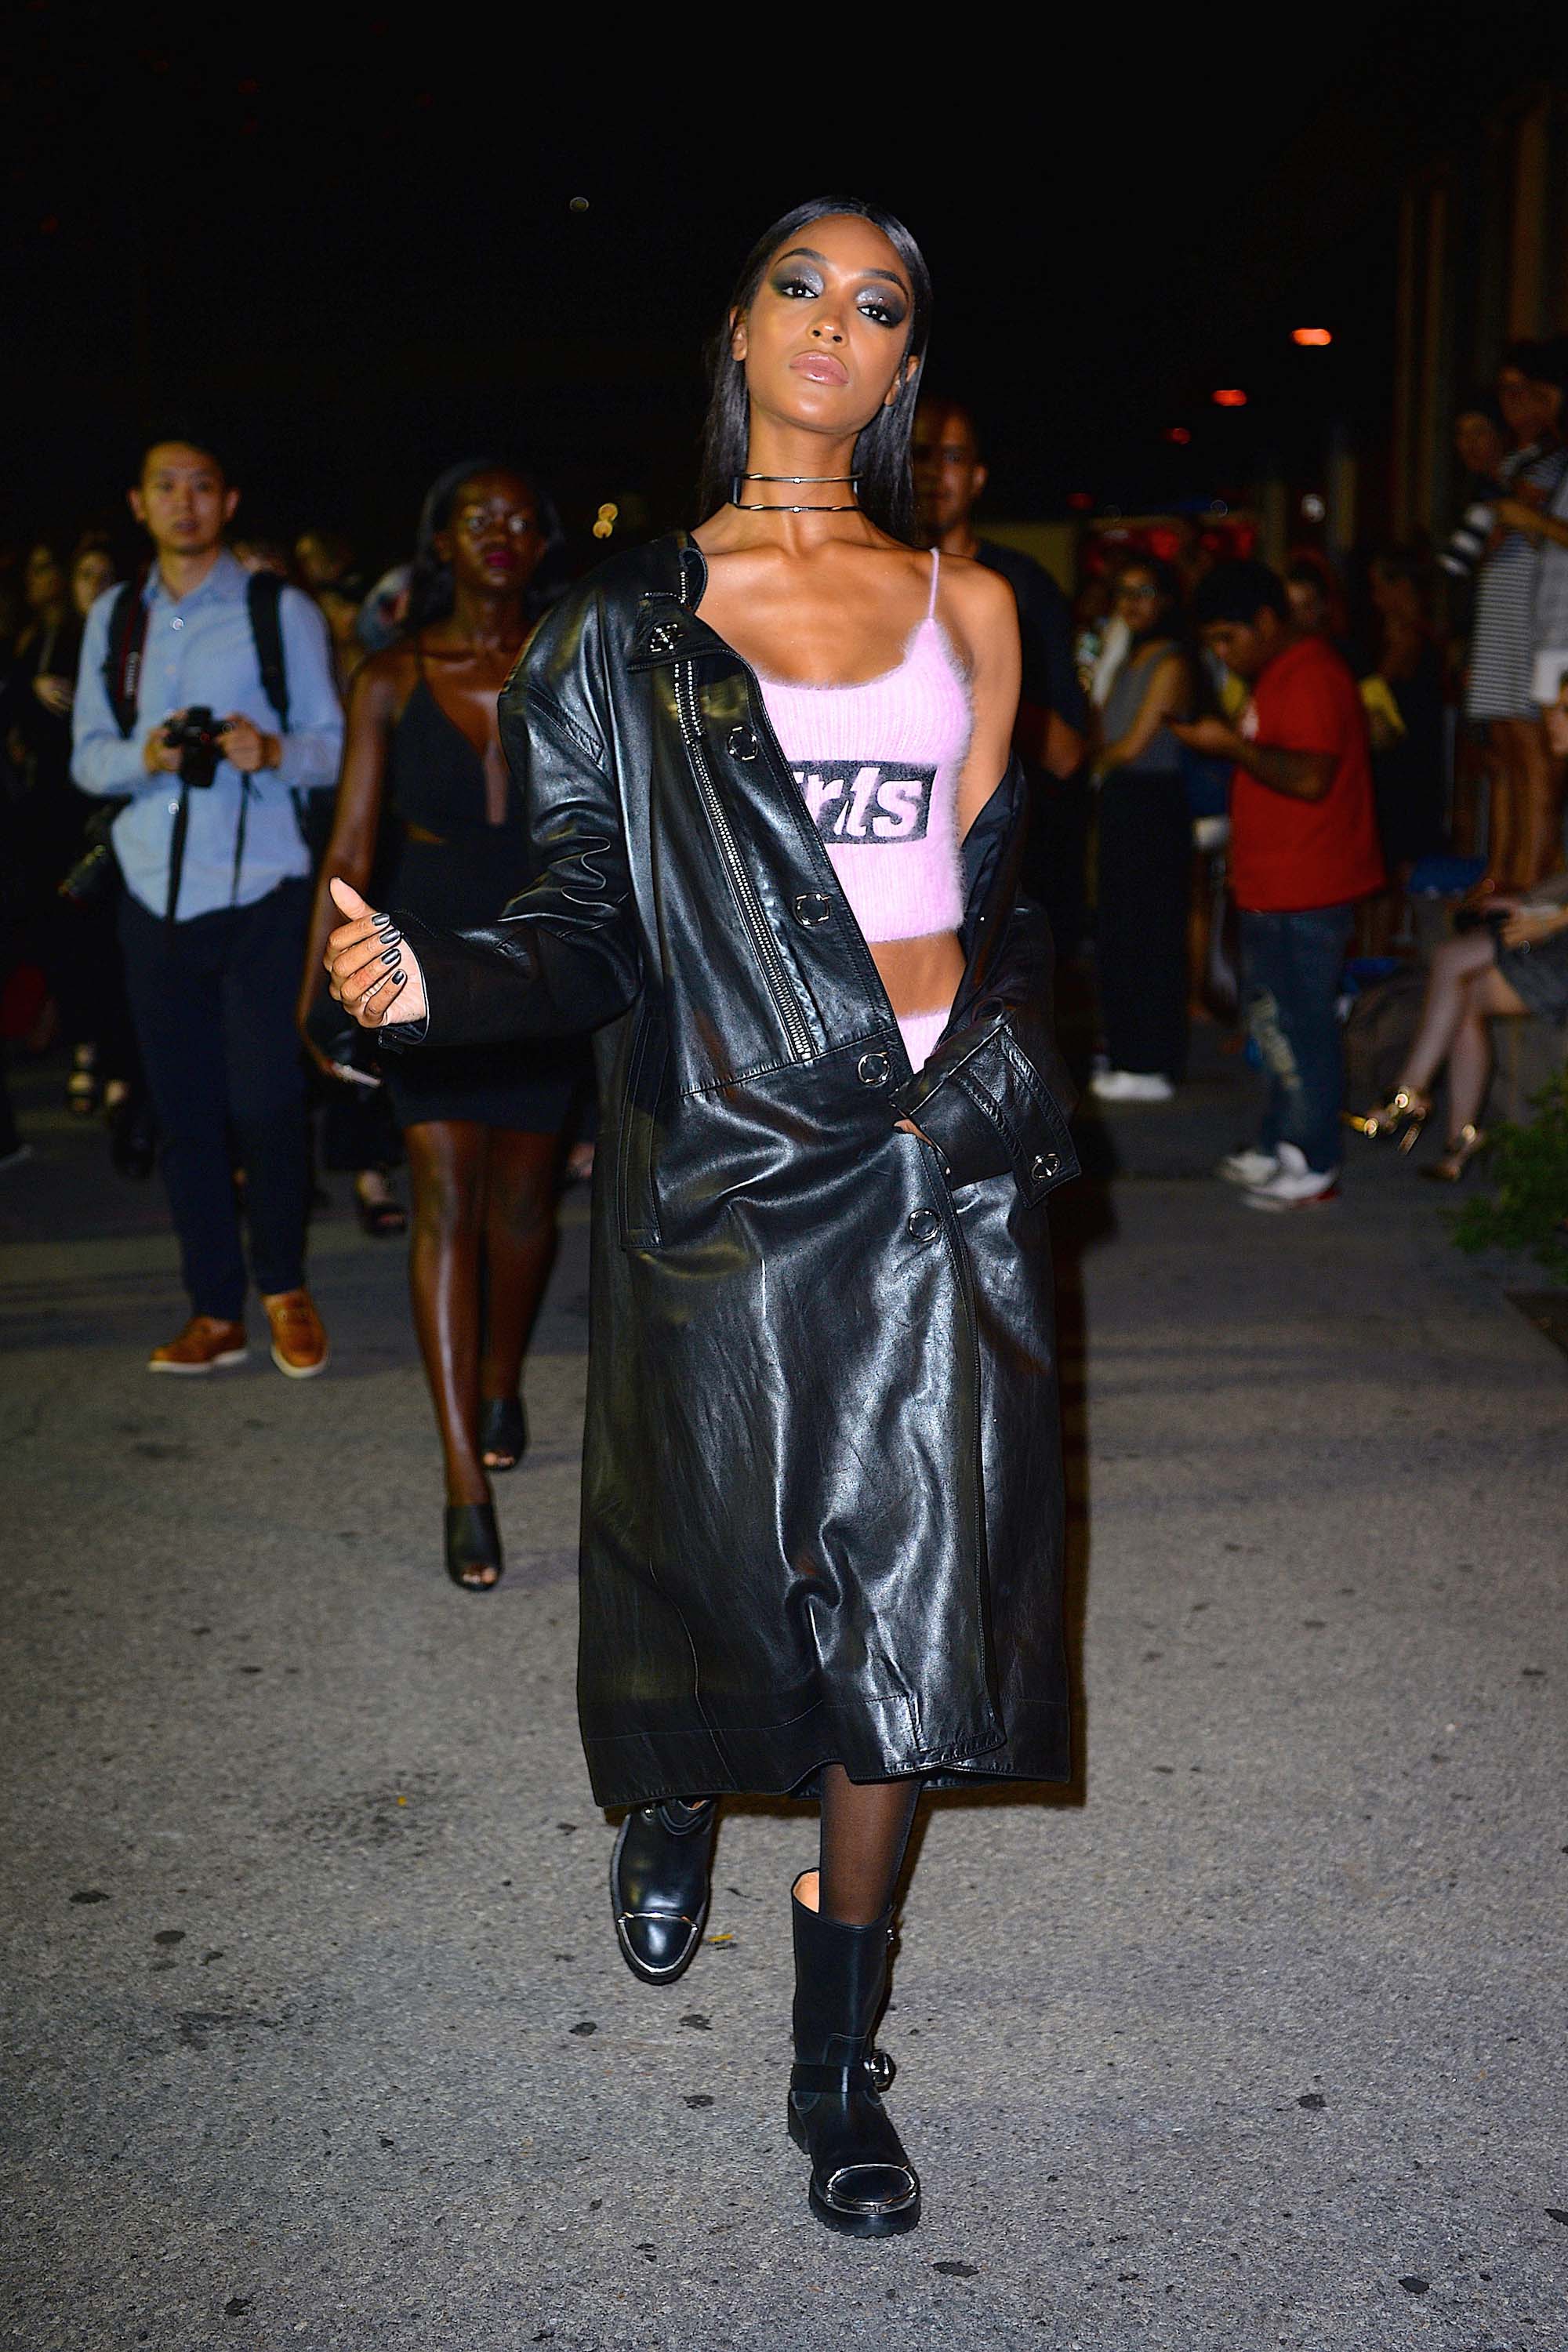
[{"left": 1174, "top": 561, "right": 1383, "bottom": 1208}]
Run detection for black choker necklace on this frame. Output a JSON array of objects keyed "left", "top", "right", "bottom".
[{"left": 731, "top": 471, "right": 860, "bottom": 514}]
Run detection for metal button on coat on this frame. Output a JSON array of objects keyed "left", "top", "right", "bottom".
[
  {"left": 727, "top": 725, "right": 758, "bottom": 760},
  {"left": 858, "top": 1051, "right": 890, "bottom": 1087},
  {"left": 648, "top": 622, "right": 678, "bottom": 653},
  {"left": 1033, "top": 1152, "right": 1060, "bottom": 1182},
  {"left": 906, "top": 1207, "right": 942, "bottom": 1243},
  {"left": 793, "top": 893, "right": 830, "bottom": 926}
]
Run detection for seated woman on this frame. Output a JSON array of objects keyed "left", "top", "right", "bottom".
[{"left": 1348, "top": 673, "right": 1568, "bottom": 1178}]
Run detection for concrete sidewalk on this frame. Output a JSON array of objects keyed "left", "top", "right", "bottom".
[{"left": 2, "top": 1045, "right": 1565, "bottom": 2352}]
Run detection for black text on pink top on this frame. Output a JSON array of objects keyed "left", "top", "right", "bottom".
[{"left": 793, "top": 761, "right": 937, "bottom": 844}]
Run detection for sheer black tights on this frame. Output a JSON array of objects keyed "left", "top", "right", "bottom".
[{"left": 816, "top": 1765, "right": 921, "bottom": 1927}]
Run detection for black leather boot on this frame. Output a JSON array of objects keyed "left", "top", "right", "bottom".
[
  {"left": 788, "top": 1872, "right": 920, "bottom": 2237},
  {"left": 610, "top": 1797, "right": 718, "bottom": 1983}
]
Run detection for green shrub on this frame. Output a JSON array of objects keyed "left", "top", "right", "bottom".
[{"left": 1451, "top": 1070, "right": 1568, "bottom": 1279}]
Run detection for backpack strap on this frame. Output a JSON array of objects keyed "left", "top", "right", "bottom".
[
  {"left": 245, "top": 571, "right": 290, "bottom": 730},
  {"left": 102, "top": 572, "right": 152, "bottom": 739}
]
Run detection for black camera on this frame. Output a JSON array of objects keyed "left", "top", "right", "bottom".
[{"left": 163, "top": 705, "right": 227, "bottom": 789}]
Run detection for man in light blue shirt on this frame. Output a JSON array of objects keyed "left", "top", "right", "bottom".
[{"left": 72, "top": 437, "right": 344, "bottom": 1375}]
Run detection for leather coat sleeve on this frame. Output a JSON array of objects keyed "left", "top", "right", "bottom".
[
  {"left": 382, "top": 591, "right": 641, "bottom": 1051},
  {"left": 890, "top": 890, "right": 1080, "bottom": 1207}
]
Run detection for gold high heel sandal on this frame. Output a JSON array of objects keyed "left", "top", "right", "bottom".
[
  {"left": 1343, "top": 1087, "right": 1431, "bottom": 1152},
  {"left": 1420, "top": 1125, "right": 1487, "bottom": 1184}
]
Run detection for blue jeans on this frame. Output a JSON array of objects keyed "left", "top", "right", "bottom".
[{"left": 1239, "top": 903, "right": 1354, "bottom": 1176}]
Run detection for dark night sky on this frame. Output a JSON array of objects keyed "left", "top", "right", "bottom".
[{"left": 6, "top": 5, "right": 1559, "bottom": 567}]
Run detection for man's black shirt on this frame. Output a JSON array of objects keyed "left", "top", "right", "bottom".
[{"left": 974, "top": 538, "right": 1088, "bottom": 739}]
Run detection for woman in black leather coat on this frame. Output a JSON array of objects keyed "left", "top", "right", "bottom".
[{"left": 326, "top": 197, "right": 1078, "bottom": 2241}]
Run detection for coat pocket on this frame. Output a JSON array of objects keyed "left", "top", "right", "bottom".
[
  {"left": 892, "top": 1015, "right": 1079, "bottom": 1207},
  {"left": 615, "top": 1004, "right": 669, "bottom": 1250}
]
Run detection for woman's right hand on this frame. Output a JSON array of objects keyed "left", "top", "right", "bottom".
[
  {"left": 1500, "top": 905, "right": 1568, "bottom": 949},
  {"left": 325, "top": 877, "right": 429, "bottom": 1029}
]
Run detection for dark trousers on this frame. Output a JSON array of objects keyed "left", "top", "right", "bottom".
[
  {"left": 1022, "top": 762, "right": 1092, "bottom": 961},
  {"left": 119, "top": 880, "right": 311, "bottom": 1321},
  {"left": 1239, "top": 902, "right": 1355, "bottom": 1176},
  {"left": 1095, "top": 769, "right": 1192, "bottom": 1080}
]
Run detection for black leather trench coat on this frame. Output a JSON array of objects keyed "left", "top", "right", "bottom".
[{"left": 390, "top": 533, "right": 1080, "bottom": 1808}]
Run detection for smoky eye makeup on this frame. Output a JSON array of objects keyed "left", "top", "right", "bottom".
[{"left": 771, "top": 268, "right": 823, "bottom": 300}]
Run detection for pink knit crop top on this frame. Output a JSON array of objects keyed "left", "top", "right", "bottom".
[{"left": 757, "top": 551, "right": 972, "bottom": 946}]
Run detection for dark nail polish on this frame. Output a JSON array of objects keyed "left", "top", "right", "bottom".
[{"left": 381, "top": 946, "right": 401, "bottom": 964}]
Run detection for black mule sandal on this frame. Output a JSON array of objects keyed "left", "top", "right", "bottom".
[
  {"left": 444, "top": 1501, "right": 503, "bottom": 1592},
  {"left": 477, "top": 1395, "right": 528, "bottom": 1472}
]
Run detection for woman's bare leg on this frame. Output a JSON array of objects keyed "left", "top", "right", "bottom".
[
  {"left": 478, "top": 1127, "right": 561, "bottom": 1434},
  {"left": 1483, "top": 722, "right": 1520, "bottom": 891},
  {"left": 1401, "top": 932, "right": 1502, "bottom": 1097},
  {"left": 1515, "top": 717, "right": 1567, "bottom": 888},
  {"left": 1444, "top": 966, "right": 1530, "bottom": 1135},
  {"left": 404, "top": 1120, "right": 489, "bottom": 1507}
]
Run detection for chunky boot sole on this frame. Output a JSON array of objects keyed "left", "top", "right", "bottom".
[{"left": 788, "top": 2099, "right": 921, "bottom": 2237}]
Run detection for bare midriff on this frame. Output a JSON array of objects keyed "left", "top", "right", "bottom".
[{"left": 873, "top": 931, "right": 964, "bottom": 1025}]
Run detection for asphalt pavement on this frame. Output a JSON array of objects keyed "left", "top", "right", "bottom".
[{"left": 2, "top": 1034, "right": 1565, "bottom": 2352}]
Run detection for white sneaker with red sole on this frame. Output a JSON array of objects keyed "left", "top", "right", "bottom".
[
  {"left": 1240, "top": 1142, "right": 1341, "bottom": 1211},
  {"left": 1217, "top": 1147, "right": 1279, "bottom": 1188}
]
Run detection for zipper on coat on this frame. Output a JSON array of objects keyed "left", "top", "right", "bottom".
[{"left": 673, "top": 654, "right": 813, "bottom": 1065}]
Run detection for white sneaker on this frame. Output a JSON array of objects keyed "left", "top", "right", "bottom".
[
  {"left": 1240, "top": 1141, "right": 1340, "bottom": 1211},
  {"left": 1091, "top": 1069, "right": 1175, "bottom": 1103},
  {"left": 1217, "top": 1146, "right": 1279, "bottom": 1188}
]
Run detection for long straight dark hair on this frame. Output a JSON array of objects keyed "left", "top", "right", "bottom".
[{"left": 696, "top": 198, "right": 934, "bottom": 544}]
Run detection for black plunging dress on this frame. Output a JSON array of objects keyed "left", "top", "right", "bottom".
[{"left": 382, "top": 666, "right": 582, "bottom": 1134}]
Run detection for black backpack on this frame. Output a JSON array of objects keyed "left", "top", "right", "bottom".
[
  {"left": 102, "top": 568, "right": 297, "bottom": 924},
  {"left": 103, "top": 566, "right": 291, "bottom": 738}
]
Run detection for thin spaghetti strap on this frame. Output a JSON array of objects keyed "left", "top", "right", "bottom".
[{"left": 926, "top": 548, "right": 941, "bottom": 619}]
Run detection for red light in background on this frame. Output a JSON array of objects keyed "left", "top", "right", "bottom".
[
  {"left": 1291, "top": 328, "right": 1333, "bottom": 347},
  {"left": 1067, "top": 492, "right": 1094, "bottom": 511},
  {"left": 1163, "top": 426, "right": 1192, "bottom": 445},
  {"left": 1211, "top": 388, "right": 1248, "bottom": 408}
]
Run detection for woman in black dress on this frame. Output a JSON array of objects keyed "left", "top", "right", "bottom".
[
  {"left": 300, "top": 463, "right": 579, "bottom": 1590},
  {"left": 325, "top": 201, "right": 1078, "bottom": 2238}
]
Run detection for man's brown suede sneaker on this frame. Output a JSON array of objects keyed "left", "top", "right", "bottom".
[
  {"left": 148, "top": 1316, "right": 249, "bottom": 1374},
  {"left": 261, "top": 1289, "right": 329, "bottom": 1379}
]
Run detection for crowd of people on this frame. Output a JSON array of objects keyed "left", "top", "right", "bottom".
[
  {"left": 4, "top": 347, "right": 1567, "bottom": 1497},
  {"left": 1051, "top": 336, "right": 1568, "bottom": 1208},
  {"left": 0, "top": 439, "right": 592, "bottom": 1592}
]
